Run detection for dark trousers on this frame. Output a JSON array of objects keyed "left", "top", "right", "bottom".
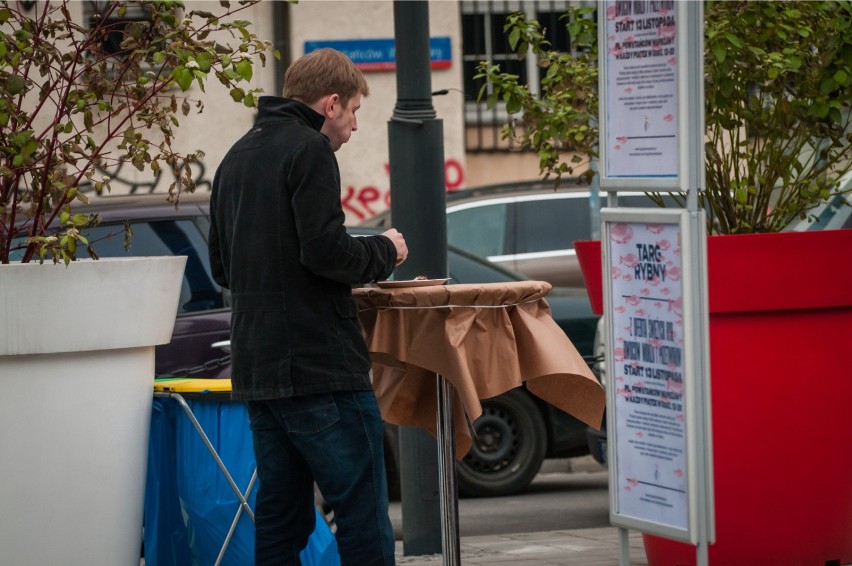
[{"left": 247, "top": 391, "right": 395, "bottom": 566}]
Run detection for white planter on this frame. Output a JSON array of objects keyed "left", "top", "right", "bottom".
[{"left": 0, "top": 256, "right": 186, "bottom": 566}]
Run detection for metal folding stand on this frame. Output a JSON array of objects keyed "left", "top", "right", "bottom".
[{"left": 153, "top": 380, "right": 257, "bottom": 566}]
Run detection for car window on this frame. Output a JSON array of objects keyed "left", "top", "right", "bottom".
[
  {"left": 514, "top": 197, "right": 590, "bottom": 255},
  {"left": 797, "top": 193, "right": 852, "bottom": 231},
  {"left": 447, "top": 203, "right": 509, "bottom": 257},
  {"left": 448, "top": 248, "right": 522, "bottom": 284},
  {"left": 82, "top": 219, "right": 224, "bottom": 315}
]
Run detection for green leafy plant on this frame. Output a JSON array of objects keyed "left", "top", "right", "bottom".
[
  {"left": 0, "top": 0, "right": 278, "bottom": 264},
  {"left": 476, "top": 1, "right": 852, "bottom": 235}
]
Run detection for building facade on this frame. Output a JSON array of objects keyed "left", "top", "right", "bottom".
[{"left": 56, "top": 0, "right": 587, "bottom": 224}]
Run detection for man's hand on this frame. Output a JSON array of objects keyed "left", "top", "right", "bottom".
[{"left": 381, "top": 228, "right": 408, "bottom": 265}]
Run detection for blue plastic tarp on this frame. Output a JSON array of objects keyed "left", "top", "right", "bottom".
[{"left": 144, "top": 396, "right": 339, "bottom": 566}]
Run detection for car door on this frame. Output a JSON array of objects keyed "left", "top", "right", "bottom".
[{"left": 511, "top": 194, "right": 593, "bottom": 287}]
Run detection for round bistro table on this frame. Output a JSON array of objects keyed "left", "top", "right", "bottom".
[{"left": 353, "top": 280, "right": 605, "bottom": 565}]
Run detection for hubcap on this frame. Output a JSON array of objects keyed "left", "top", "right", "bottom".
[{"left": 466, "top": 407, "right": 517, "bottom": 471}]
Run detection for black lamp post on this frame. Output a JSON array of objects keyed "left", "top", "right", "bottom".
[{"left": 388, "top": 0, "right": 449, "bottom": 557}]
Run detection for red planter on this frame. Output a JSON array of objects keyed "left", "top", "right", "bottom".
[{"left": 574, "top": 230, "right": 852, "bottom": 566}]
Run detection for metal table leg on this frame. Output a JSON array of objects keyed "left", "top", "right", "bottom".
[{"left": 436, "top": 375, "right": 460, "bottom": 565}]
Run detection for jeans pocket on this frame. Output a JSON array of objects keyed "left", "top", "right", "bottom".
[
  {"left": 282, "top": 393, "right": 340, "bottom": 435},
  {"left": 247, "top": 400, "right": 269, "bottom": 429}
]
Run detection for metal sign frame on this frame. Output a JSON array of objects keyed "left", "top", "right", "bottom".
[{"left": 601, "top": 207, "right": 711, "bottom": 544}]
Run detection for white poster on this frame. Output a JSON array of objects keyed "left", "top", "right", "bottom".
[
  {"left": 608, "top": 219, "right": 688, "bottom": 530},
  {"left": 603, "top": 0, "right": 679, "bottom": 178}
]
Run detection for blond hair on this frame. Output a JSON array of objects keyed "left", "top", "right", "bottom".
[{"left": 283, "top": 48, "right": 369, "bottom": 107}]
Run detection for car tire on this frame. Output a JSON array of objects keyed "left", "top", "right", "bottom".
[{"left": 458, "top": 388, "right": 547, "bottom": 497}]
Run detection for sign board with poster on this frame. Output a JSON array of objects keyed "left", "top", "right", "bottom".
[
  {"left": 599, "top": 0, "right": 683, "bottom": 190},
  {"left": 601, "top": 207, "right": 711, "bottom": 543},
  {"left": 598, "top": 1, "right": 712, "bottom": 562}
]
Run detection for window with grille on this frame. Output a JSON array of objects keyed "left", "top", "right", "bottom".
[
  {"left": 83, "top": 1, "right": 155, "bottom": 59},
  {"left": 460, "top": 1, "right": 592, "bottom": 153}
]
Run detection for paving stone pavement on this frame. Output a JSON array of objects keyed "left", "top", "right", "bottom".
[{"left": 394, "top": 526, "right": 650, "bottom": 565}]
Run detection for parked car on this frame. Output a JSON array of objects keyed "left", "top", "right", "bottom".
[
  {"left": 785, "top": 172, "right": 852, "bottom": 232},
  {"left": 360, "top": 180, "right": 680, "bottom": 288},
  {"left": 586, "top": 317, "right": 608, "bottom": 468},
  {"left": 17, "top": 193, "right": 599, "bottom": 498}
]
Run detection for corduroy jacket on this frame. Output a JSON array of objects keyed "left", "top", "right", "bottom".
[{"left": 209, "top": 96, "right": 397, "bottom": 400}]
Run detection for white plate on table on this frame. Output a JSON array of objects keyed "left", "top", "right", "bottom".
[{"left": 375, "top": 278, "right": 450, "bottom": 289}]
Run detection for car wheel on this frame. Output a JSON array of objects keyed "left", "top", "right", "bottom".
[{"left": 458, "top": 388, "right": 547, "bottom": 497}]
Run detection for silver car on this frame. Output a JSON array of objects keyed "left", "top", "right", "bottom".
[{"left": 360, "top": 180, "right": 678, "bottom": 288}]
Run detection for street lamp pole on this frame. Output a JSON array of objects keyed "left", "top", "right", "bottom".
[{"left": 388, "top": 0, "right": 451, "bottom": 558}]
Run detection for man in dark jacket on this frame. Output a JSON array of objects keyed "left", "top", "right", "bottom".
[{"left": 209, "top": 48, "right": 407, "bottom": 566}]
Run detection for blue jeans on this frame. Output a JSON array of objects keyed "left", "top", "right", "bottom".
[{"left": 247, "top": 390, "right": 395, "bottom": 566}]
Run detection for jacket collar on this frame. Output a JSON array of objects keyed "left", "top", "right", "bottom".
[{"left": 255, "top": 96, "right": 325, "bottom": 131}]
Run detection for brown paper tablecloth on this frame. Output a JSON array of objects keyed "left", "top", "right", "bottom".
[{"left": 353, "top": 281, "right": 605, "bottom": 459}]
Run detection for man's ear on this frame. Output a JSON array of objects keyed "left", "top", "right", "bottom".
[{"left": 322, "top": 94, "right": 340, "bottom": 118}]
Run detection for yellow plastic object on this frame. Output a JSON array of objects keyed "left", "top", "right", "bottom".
[{"left": 153, "top": 378, "right": 233, "bottom": 394}]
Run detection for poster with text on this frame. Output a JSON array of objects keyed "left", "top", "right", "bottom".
[
  {"left": 608, "top": 219, "right": 688, "bottom": 530},
  {"left": 604, "top": 0, "right": 679, "bottom": 178}
]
